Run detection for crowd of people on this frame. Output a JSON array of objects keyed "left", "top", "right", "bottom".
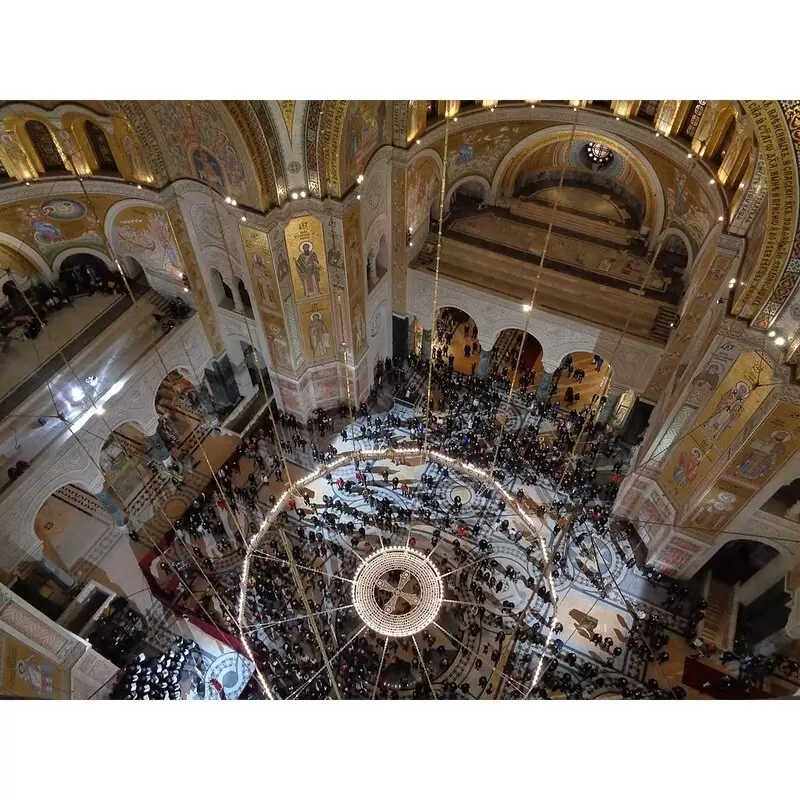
[{"left": 116, "top": 341, "right": 782, "bottom": 701}]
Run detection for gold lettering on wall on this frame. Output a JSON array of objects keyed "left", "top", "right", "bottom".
[{"left": 734, "top": 101, "right": 798, "bottom": 321}]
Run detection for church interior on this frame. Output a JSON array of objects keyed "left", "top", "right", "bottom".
[{"left": 2, "top": 97, "right": 800, "bottom": 703}]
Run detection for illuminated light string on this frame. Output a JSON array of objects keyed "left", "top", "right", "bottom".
[
  {"left": 4, "top": 173, "right": 278, "bottom": 694},
  {"left": 237, "top": 445, "right": 558, "bottom": 699},
  {"left": 422, "top": 114, "right": 451, "bottom": 454},
  {"left": 199, "top": 184, "right": 350, "bottom": 695}
]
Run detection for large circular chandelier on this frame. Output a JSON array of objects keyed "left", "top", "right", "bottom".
[
  {"left": 236, "top": 447, "right": 557, "bottom": 700},
  {"left": 585, "top": 141, "right": 614, "bottom": 166},
  {"left": 352, "top": 546, "right": 444, "bottom": 637}
]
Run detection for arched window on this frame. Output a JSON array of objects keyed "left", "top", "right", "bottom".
[
  {"left": 85, "top": 121, "right": 119, "bottom": 174},
  {"left": 426, "top": 101, "right": 438, "bottom": 122},
  {"left": 0, "top": 156, "right": 8, "bottom": 182},
  {"left": 638, "top": 101, "right": 660, "bottom": 120},
  {"left": 682, "top": 101, "right": 707, "bottom": 139},
  {"left": 25, "top": 120, "right": 65, "bottom": 173},
  {"left": 712, "top": 116, "right": 736, "bottom": 167}
]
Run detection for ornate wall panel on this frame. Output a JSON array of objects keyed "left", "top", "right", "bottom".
[
  {"left": 343, "top": 202, "right": 367, "bottom": 360},
  {"left": 390, "top": 164, "right": 407, "bottom": 315}
]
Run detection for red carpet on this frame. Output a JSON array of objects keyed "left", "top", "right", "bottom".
[{"left": 681, "top": 657, "right": 770, "bottom": 699}]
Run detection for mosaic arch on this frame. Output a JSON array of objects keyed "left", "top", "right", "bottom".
[
  {"left": 406, "top": 153, "right": 443, "bottom": 235},
  {"left": 137, "top": 101, "right": 260, "bottom": 209},
  {"left": 491, "top": 126, "right": 666, "bottom": 241},
  {"left": 303, "top": 101, "right": 393, "bottom": 199}
]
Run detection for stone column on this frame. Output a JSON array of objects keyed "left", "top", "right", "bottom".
[
  {"left": 477, "top": 348, "right": 492, "bottom": 379},
  {"left": 786, "top": 588, "right": 800, "bottom": 639},
  {"left": 234, "top": 358, "right": 257, "bottom": 398},
  {"left": 421, "top": 328, "right": 432, "bottom": 360},
  {"left": 535, "top": 369, "right": 554, "bottom": 402},
  {"left": 230, "top": 280, "right": 245, "bottom": 313},
  {"left": 92, "top": 487, "right": 127, "bottom": 528},
  {"left": 146, "top": 432, "right": 173, "bottom": 467},
  {"left": 37, "top": 555, "right": 74, "bottom": 588},
  {"left": 598, "top": 394, "right": 621, "bottom": 427}
]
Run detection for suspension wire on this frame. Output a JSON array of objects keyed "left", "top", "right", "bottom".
[
  {"left": 3, "top": 171, "right": 282, "bottom": 695},
  {"left": 286, "top": 624, "right": 366, "bottom": 700},
  {"left": 199, "top": 185, "right": 346, "bottom": 699},
  {"left": 486, "top": 117, "right": 579, "bottom": 481},
  {"left": 56, "top": 409, "right": 277, "bottom": 697},
  {"left": 372, "top": 635, "right": 389, "bottom": 699},
  {"left": 411, "top": 632, "right": 438, "bottom": 699},
  {"left": 335, "top": 289, "right": 360, "bottom": 459},
  {"left": 422, "top": 115, "right": 451, "bottom": 454}
]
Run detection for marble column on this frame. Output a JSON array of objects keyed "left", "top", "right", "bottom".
[
  {"left": 786, "top": 588, "right": 800, "bottom": 640},
  {"left": 598, "top": 394, "right": 620, "bottom": 427},
  {"left": 477, "top": 348, "right": 492, "bottom": 379},
  {"left": 535, "top": 369, "right": 554, "bottom": 402},
  {"left": 234, "top": 358, "right": 257, "bottom": 398},
  {"left": 92, "top": 487, "right": 127, "bottom": 528},
  {"left": 146, "top": 432, "right": 173, "bottom": 466},
  {"left": 230, "top": 280, "right": 245, "bottom": 314},
  {"left": 421, "top": 328, "right": 432, "bottom": 360},
  {"left": 37, "top": 555, "right": 75, "bottom": 588}
]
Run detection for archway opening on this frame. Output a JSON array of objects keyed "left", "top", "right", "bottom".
[
  {"left": 367, "top": 233, "right": 389, "bottom": 291},
  {"left": 489, "top": 329, "right": 543, "bottom": 387},
  {"left": 237, "top": 279, "right": 254, "bottom": 318},
  {"left": 706, "top": 539, "right": 779, "bottom": 586},
  {"left": 551, "top": 351, "right": 612, "bottom": 411},
  {"left": 433, "top": 306, "right": 481, "bottom": 375},
  {"left": 208, "top": 267, "right": 232, "bottom": 307},
  {"left": 59, "top": 252, "right": 118, "bottom": 296},
  {"left": 656, "top": 234, "right": 690, "bottom": 300},
  {"left": 449, "top": 179, "right": 488, "bottom": 213}
]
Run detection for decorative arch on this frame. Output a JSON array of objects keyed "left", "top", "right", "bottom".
[
  {"left": 490, "top": 125, "right": 666, "bottom": 246},
  {"left": 52, "top": 247, "right": 116, "bottom": 276},
  {"left": 689, "top": 532, "right": 795, "bottom": 580},
  {"left": 655, "top": 226, "right": 694, "bottom": 270},
  {"left": 444, "top": 174, "right": 491, "bottom": 208},
  {"left": 103, "top": 196, "right": 164, "bottom": 244},
  {"left": 406, "top": 149, "right": 444, "bottom": 235},
  {"left": 226, "top": 101, "right": 285, "bottom": 208},
  {"left": 0, "top": 232, "right": 52, "bottom": 281},
  {"left": 330, "top": 101, "right": 391, "bottom": 198}
]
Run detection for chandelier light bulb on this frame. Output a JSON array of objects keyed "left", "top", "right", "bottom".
[
  {"left": 291, "top": 192, "right": 299, "bottom": 200},
  {"left": 768, "top": 330, "right": 777, "bottom": 338},
  {"left": 300, "top": 190, "right": 307, "bottom": 198},
  {"left": 775, "top": 336, "right": 786, "bottom": 346}
]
